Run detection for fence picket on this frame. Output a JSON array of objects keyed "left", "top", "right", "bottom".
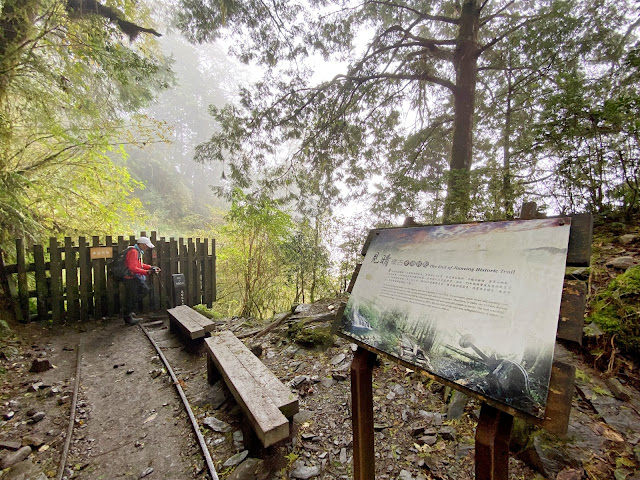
[
  {"left": 2, "top": 233, "right": 216, "bottom": 322},
  {"left": 50, "top": 238, "right": 64, "bottom": 322}
]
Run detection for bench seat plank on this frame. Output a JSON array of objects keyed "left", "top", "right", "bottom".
[
  {"left": 167, "top": 305, "right": 214, "bottom": 339},
  {"left": 205, "top": 335, "right": 290, "bottom": 447},
  {"left": 214, "top": 330, "right": 299, "bottom": 417}
]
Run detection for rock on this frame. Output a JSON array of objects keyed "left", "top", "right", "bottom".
[
  {"left": 3, "top": 411, "right": 15, "bottom": 420},
  {"left": 397, "top": 470, "right": 413, "bottom": 480},
  {"left": 203, "top": 416, "right": 232, "bottom": 433},
  {"left": 332, "top": 373, "right": 347, "bottom": 381},
  {"left": 140, "top": 467, "right": 154, "bottom": 478},
  {"left": 583, "top": 322, "right": 604, "bottom": 338},
  {"left": 0, "top": 446, "right": 32, "bottom": 469},
  {"left": 29, "top": 358, "right": 52, "bottom": 373},
  {"left": 417, "top": 436, "right": 437, "bottom": 446},
  {"left": 439, "top": 426, "right": 456, "bottom": 442},
  {"left": 0, "top": 440, "right": 21, "bottom": 451},
  {"left": 1, "top": 458, "right": 46, "bottom": 480},
  {"left": 27, "top": 382, "right": 42, "bottom": 393},
  {"left": 22, "top": 435, "right": 44, "bottom": 448},
  {"left": 233, "top": 430, "right": 244, "bottom": 449},
  {"left": 605, "top": 377, "right": 632, "bottom": 402},
  {"left": 619, "top": 234, "right": 639, "bottom": 245},
  {"left": 330, "top": 353, "right": 346, "bottom": 365},
  {"left": 518, "top": 436, "right": 579, "bottom": 478},
  {"left": 228, "top": 457, "right": 269, "bottom": 480},
  {"left": 446, "top": 390, "right": 468, "bottom": 420},
  {"left": 30, "top": 412, "right": 45, "bottom": 423},
  {"left": 556, "top": 468, "right": 584, "bottom": 480},
  {"left": 289, "top": 375, "right": 310, "bottom": 388},
  {"left": 392, "top": 384, "right": 406, "bottom": 395},
  {"left": 290, "top": 462, "right": 321, "bottom": 479},
  {"left": 565, "top": 266, "right": 590, "bottom": 280},
  {"left": 250, "top": 343, "right": 263, "bottom": 357},
  {"left": 293, "top": 410, "right": 313, "bottom": 424},
  {"left": 192, "top": 379, "right": 229, "bottom": 409},
  {"left": 223, "top": 450, "right": 249, "bottom": 467},
  {"left": 418, "top": 411, "right": 444, "bottom": 425},
  {"left": 320, "top": 377, "right": 336, "bottom": 388},
  {"left": 339, "top": 447, "right": 347, "bottom": 464},
  {"left": 606, "top": 256, "right": 637, "bottom": 270}
]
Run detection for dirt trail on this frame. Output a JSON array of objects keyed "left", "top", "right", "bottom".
[{"left": 69, "top": 320, "right": 201, "bottom": 479}]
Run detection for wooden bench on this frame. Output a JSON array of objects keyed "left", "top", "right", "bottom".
[
  {"left": 205, "top": 330, "right": 299, "bottom": 447},
  {"left": 167, "top": 305, "right": 216, "bottom": 340}
]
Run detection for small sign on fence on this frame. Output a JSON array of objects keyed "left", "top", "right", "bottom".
[{"left": 90, "top": 247, "right": 113, "bottom": 260}]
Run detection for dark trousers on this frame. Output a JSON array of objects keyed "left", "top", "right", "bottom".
[{"left": 123, "top": 277, "right": 150, "bottom": 318}]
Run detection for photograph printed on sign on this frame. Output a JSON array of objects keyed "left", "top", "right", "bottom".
[{"left": 338, "top": 218, "right": 571, "bottom": 417}]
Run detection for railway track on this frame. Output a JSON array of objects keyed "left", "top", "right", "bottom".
[{"left": 56, "top": 320, "right": 219, "bottom": 480}]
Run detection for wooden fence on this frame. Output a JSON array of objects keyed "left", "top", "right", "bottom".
[{"left": 1, "top": 232, "right": 216, "bottom": 323}]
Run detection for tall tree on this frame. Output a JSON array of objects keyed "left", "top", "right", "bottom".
[{"left": 175, "top": 0, "right": 578, "bottom": 222}]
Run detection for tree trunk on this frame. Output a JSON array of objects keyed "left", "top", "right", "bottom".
[
  {"left": 502, "top": 69, "right": 514, "bottom": 218},
  {"left": 443, "top": 0, "right": 481, "bottom": 223}
]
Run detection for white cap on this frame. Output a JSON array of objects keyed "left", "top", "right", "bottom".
[{"left": 137, "top": 236, "right": 155, "bottom": 248}]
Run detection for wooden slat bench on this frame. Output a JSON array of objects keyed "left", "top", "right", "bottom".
[
  {"left": 205, "top": 330, "right": 299, "bottom": 447},
  {"left": 167, "top": 305, "right": 216, "bottom": 340}
]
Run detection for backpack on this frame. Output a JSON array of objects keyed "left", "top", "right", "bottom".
[{"left": 108, "top": 246, "right": 134, "bottom": 280}]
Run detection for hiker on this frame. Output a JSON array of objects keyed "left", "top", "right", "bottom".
[{"left": 123, "top": 236, "right": 161, "bottom": 325}]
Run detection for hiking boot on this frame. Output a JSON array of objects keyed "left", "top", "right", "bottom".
[{"left": 124, "top": 316, "right": 141, "bottom": 326}]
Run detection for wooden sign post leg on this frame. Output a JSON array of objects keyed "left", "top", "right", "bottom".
[
  {"left": 351, "top": 346, "right": 377, "bottom": 480},
  {"left": 475, "top": 403, "right": 513, "bottom": 480}
]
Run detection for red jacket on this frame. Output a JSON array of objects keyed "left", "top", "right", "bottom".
[{"left": 124, "top": 246, "right": 151, "bottom": 278}]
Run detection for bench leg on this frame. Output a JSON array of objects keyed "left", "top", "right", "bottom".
[
  {"left": 241, "top": 418, "right": 261, "bottom": 455},
  {"left": 207, "top": 353, "right": 221, "bottom": 384}
]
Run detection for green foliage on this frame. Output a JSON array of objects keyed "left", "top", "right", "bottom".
[
  {"left": 176, "top": 0, "right": 640, "bottom": 222},
  {"left": 0, "top": 0, "right": 173, "bottom": 251},
  {"left": 587, "top": 266, "right": 640, "bottom": 360},
  {"left": 212, "top": 188, "right": 294, "bottom": 318}
]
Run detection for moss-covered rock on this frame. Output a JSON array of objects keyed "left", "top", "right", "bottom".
[
  {"left": 587, "top": 266, "right": 640, "bottom": 360},
  {"left": 287, "top": 321, "right": 335, "bottom": 347}
]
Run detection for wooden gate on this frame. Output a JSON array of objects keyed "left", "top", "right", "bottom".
[{"left": 1, "top": 232, "right": 216, "bottom": 323}]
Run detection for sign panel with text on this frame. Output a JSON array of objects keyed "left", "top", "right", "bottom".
[{"left": 336, "top": 219, "right": 571, "bottom": 417}]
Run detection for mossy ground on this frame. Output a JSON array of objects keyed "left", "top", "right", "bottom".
[{"left": 587, "top": 265, "right": 640, "bottom": 361}]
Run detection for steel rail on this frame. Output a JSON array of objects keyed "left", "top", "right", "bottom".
[
  {"left": 56, "top": 342, "right": 82, "bottom": 480},
  {"left": 139, "top": 323, "right": 219, "bottom": 480}
]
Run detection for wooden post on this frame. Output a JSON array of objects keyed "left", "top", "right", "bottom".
[
  {"left": 151, "top": 231, "right": 160, "bottom": 311},
  {"left": 49, "top": 238, "right": 64, "bottom": 323},
  {"left": 91, "top": 236, "right": 103, "bottom": 318},
  {"left": 211, "top": 238, "right": 216, "bottom": 303},
  {"left": 196, "top": 238, "right": 203, "bottom": 306},
  {"left": 106, "top": 236, "right": 116, "bottom": 316},
  {"left": 180, "top": 240, "right": 189, "bottom": 305},
  {"left": 203, "top": 239, "right": 212, "bottom": 307},
  {"left": 0, "top": 249, "right": 22, "bottom": 322},
  {"left": 351, "top": 347, "right": 377, "bottom": 480},
  {"left": 188, "top": 239, "right": 196, "bottom": 305},
  {"left": 117, "top": 237, "right": 127, "bottom": 315},
  {"left": 33, "top": 244, "right": 47, "bottom": 321},
  {"left": 79, "top": 237, "right": 92, "bottom": 320},
  {"left": 16, "top": 239, "right": 29, "bottom": 321},
  {"left": 65, "top": 237, "right": 79, "bottom": 320},
  {"left": 475, "top": 403, "right": 513, "bottom": 480}
]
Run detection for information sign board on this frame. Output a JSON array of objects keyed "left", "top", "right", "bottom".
[
  {"left": 336, "top": 218, "right": 571, "bottom": 417},
  {"left": 90, "top": 247, "right": 113, "bottom": 260}
]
